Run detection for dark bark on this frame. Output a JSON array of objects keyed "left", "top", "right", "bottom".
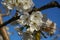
[
  {"left": 29, "top": 1, "right": 60, "bottom": 14},
  {"left": 0, "top": 16, "right": 20, "bottom": 28}
]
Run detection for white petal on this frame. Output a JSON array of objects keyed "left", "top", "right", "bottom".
[
  {"left": 7, "top": 5, "right": 12, "bottom": 10},
  {"left": 46, "top": 19, "right": 52, "bottom": 27},
  {"left": 30, "top": 11, "right": 43, "bottom": 26}
]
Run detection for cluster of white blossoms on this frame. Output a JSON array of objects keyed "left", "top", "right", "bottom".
[
  {"left": 16, "top": 11, "right": 43, "bottom": 32},
  {"left": 1, "top": 0, "right": 34, "bottom": 11},
  {"left": 16, "top": 11, "right": 56, "bottom": 34},
  {"left": 15, "top": 11, "right": 56, "bottom": 40},
  {"left": 1, "top": 0, "right": 56, "bottom": 40}
]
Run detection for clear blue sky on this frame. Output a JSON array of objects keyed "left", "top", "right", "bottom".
[{"left": 0, "top": 0, "right": 60, "bottom": 40}]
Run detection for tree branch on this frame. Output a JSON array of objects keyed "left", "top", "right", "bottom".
[
  {"left": 29, "top": 1, "right": 60, "bottom": 14},
  {"left": 0, "top": 14, "right": 20, "bottom": 28},
  {"left": 0, "top": 1, "right": 60, "bottom": 28}
]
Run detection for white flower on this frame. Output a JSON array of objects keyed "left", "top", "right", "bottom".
[
  {"left": 2, "top": 3, "right": 14, "bottom": 10},
  {"left": 46, "top": 19, "right": 52, "bottom": 27},
  {"left": 7, "top": 4, "right": 13, "bottom": 10},
  {"left": 22, "top": 0, "right": 34, "bottom": 11},
  {"left": 46, "top": 19, "right": 56, "bottom": 34},
  {"left": 17, "top": 12, "right": 30, "bottom": 25},
  {"left": 27, "top": 11, "right": 44, "bottom": 33},
  {"left": 1, "top": 0, "right": 16, "bottom": 9},
  {"left": 30, "top": 11, "right": 43, "bottom": 26},
  {"left": 1, "top": 0, "right": 12, "bottom": 9},
  {"left": 50, "top": 23, "right": 56, "bottom": 34},
  {"left": 27, "top": 22, "right": 40, "bottom": 33}
]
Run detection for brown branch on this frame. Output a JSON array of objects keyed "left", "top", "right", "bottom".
[
  {"left": 0, "top": 9, "right": 22, "bottom": 28},
  {"left": 0, "top": 27, "right": 10, "bottom": 40},
  {"left": 0, "top": 16, "right": 20, "bottom": 28},
  {"left": 29, "top": 1, "right": 60, "bottom": 14},
  {"left": 0, "top": 14, "right": 9, "bottom": 40}
]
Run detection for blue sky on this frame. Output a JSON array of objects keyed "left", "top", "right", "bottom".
[{"left": 0, "top": 0, "right": 60, "bottom": 40}]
